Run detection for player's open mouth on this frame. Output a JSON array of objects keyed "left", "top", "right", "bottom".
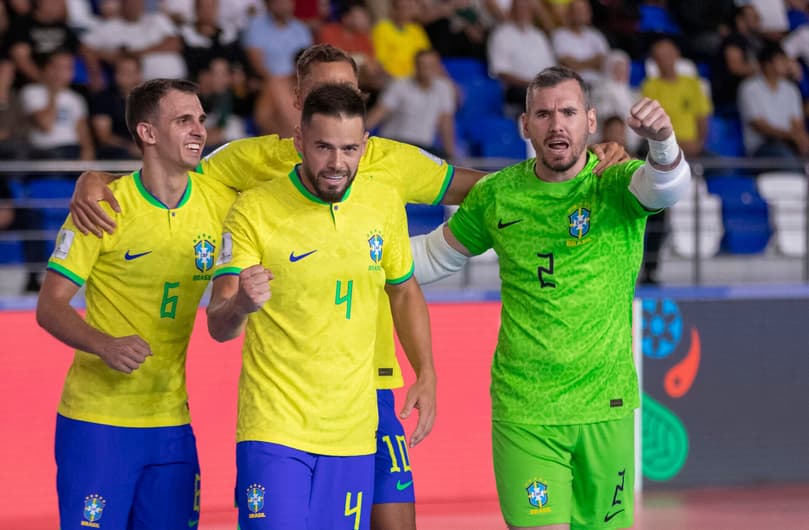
[
  {"left": 546, "top": 139, "right": 569, "bottom": 153},
  {"left": 322, "top": 173, "right": 347, "bottom": 182},
  {"left": 186, "top": 143, "right": 202, "bottom": 152}
]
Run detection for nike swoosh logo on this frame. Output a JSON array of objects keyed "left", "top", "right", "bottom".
[
  {"left": 187, "top": 519, "right": 199, "bottom": 527},
  {"left": 497, "top": 219, "right": 523, "bottom": 229},
  {"left": 396, "top": 480, "right": 413, "bottom": 491},
  {"left": 125, "top": 250, "right": 152, "bottom": 260},
  {"left": 289, "top": 249, "right": 317, "bottom": 262},
  {"left": 604, "top": 509, "right": 625, "bottom": 522}
]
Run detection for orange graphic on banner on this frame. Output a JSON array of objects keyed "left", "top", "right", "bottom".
[{"left": 664, "top": 327, "right": 701, "bottom": 398}]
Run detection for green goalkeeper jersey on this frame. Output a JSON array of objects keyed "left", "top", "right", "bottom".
[{"left": 448, "top": 152, "right": 650, "bottom": 425}]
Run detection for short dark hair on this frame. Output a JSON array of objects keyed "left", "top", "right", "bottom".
[
  {"left": 758, "top": 42, "right": 786, "bottom": 68},
  {"left": 301, "top": 84, "right": 366, "bottom": 127},
  {"left": 526, "top": 66, "right": 592, "bottom": 110},
  {"left": 296, "top": 44, "right": 358, "bottom": 82},
  {"left": 126, "top": 78, "right": 199, "bottom": 149}
]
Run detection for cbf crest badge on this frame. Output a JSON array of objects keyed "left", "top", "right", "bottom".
[
  {"left": 82, "top": 494, "right": 106, "bottom": 527},
  {"left": 368, "top": 230, "right": 384, "bottom": 271},
  {"left": 194, "top": 234, "right": 216, "bottom": 273},
  {"left": 526, "top": 479, "right": 551, "bottom": 514},
  {"left": 568, "top": 207, "right": 591, "bottom": 239},
  {"left": 246, "top": 483, "right": 266, "bottom": 519}
]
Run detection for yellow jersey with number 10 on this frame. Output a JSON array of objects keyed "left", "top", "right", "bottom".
[
  {"left": 47, "top": 171, "right": 237, "bottom": 427},
  {"left": 200, "top": 134, "right": 453, "bottom": 389},
  {"left": 213, "top": 169, "right": 414, "bottom": 455}
]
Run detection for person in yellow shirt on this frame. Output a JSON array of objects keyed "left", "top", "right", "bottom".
[
  {"left": 207, "top": 84, "right": 433, "bottom": 530},
  {"left": 372, "top": 0, "right": 432, "bottom": 78},
  {"left": 67, "top": 44, "right": 628, "bottom": 530},
  {"left": 36, "top": 79, "right": 235, "bottom": 529}
]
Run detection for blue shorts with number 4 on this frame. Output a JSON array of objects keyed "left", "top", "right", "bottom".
[
  {"left": 373, "top": 389, "right": 415, "bottom": 504},
  {"left": 236, "top": 441, "right": 374, "bottom": 530},
  {"left": 55, "top": 414, "right": 201, "bottom": 530}
]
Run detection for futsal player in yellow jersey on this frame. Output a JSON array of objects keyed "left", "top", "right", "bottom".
[
  {"left": 67, "top": 45, "right": 627, "bottom": 530},
  {"left": 36, "top": 79, "right": 235, "bottom": 529},
  {"left": 207, "top": 84, "right": 433, "bottom": 530}
]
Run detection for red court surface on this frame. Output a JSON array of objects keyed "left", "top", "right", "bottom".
[{"left": 3, "top": 304, "right": 808, "bottom": 528}]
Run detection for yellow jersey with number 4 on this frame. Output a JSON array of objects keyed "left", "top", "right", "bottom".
[
  {"left": 213, "top": 168, "right": 414, "bottom": 455},
  {"left": 200, "top": 134, "right": 453, "bottom": 389},
  {"left": 47, "top": 170, "right": 237, "bottom": 428}
]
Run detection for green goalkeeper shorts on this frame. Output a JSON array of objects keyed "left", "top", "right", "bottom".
[{"left": 492, "top": 415, "right": 635, "bottom": 529}]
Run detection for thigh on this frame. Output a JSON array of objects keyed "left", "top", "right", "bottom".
[
  {"left": 310, "top": 453, "right": 375, "bottom": 530},
  {"left": 236, "top": 441, "right": 314, "bottom": 530},
  {"left": 55, "top": 415, "right": 141, "bottom": 530},
  {"left": 129, "top": 425, "right": 201, "bottom": 530},
  {"left": 373, "top": 389, "right": 415, "bottom": 505},
  {"left": 492, "top": 421, "right": 576, "bottom": 528},
  {"left": 571, "top": 415, "right": 635, "bottom": 530}
]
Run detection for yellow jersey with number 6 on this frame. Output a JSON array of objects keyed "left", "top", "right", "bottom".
[{"left": 47, "top": 170, "right": 237, "bottom": 428}]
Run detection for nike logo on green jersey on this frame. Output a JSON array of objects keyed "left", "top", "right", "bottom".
[
  {"left": 603, "top": 509, "right": 625, "bottom": 522},
  {"left": 497, "top": 219, "right": 523, "bottom": 229},
  {"left": 395, "top": 480, "right": 413, "bottom": 491}
]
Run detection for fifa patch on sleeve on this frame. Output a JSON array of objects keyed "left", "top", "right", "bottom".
[
  {"left": 216, "top": 232, "right": 233, "bottom": 265},
  {"left": 52, "top": 229, "right": 75, "bottom": 260},
  {"left": 418, "top": 148, "right": 445, "bottom": 166}
]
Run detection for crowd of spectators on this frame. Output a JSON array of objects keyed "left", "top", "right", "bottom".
[{"left": 3, "top": 0, "right": 809, "bottom": 290}]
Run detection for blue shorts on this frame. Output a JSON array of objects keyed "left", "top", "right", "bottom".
[
  {"left": 55, "top": 414, "right": 201, "bottom": 530},
  {"left": 236, "top": 441, "right": 374, "bottom": 530},
  {"left": 373, "top": 389, "right": 415, "bottom": 504}
]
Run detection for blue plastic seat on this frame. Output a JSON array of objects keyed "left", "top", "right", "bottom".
[
  {"left": 706, "top": 176, "right": 771, "bottom": 254},
  {"left": 406, "top": 204, "right": 445, "bottom": 236},
  {"left": 705, "top": 115, "right": 745, "bottom": 158},
  {"left": 456, "top": 78, "right": 503, "bottom": 120},
  {"left": 442, "top": 58, "right": 487, "bottom": 83},
  {"left": 25, "top": 178, "right": 76, "bottom": 257}
]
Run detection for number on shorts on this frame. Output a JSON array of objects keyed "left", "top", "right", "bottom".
[
  {"left": 382, "top": 434, "right": 412, "bottom": 473},
  {"left": 160, "top": 281, "right": 180, "bottom": 318},
  {"left": 335, "top": 280, "right": 353, "bottom": 319},
  {"left": 344, "top": 491, "right": 363, "bottom": 530}
]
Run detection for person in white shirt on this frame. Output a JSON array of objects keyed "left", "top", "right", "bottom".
[
  {"left": 738, "top": 42, "right": 809, "bottom": 159},
  {"left": 551, "top": 0, "right": 609, "bottom": 86},
  {"left": 367, "top": 49, "right": 457, "bottom": 158},
  {"left": 487, "top": 0, "right": 555, "bottom": 116},
  {"left": 82, "top": 0, "right": 187, "bottom": 80}
]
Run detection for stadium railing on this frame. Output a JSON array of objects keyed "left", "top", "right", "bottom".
[{"left": 1, "top": 156, "right": 809, "bottom": 289}]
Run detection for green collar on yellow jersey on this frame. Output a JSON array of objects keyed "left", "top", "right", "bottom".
[
  {"left": 134, "top": 169, "right": 193, "bottom": 209},
  {"left": 289, "top": 165, "right": 354, "bottom": 205}
]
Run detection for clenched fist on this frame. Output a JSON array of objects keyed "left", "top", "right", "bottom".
[
  {"left": 234, "top": 264, "right": 274, "bottom": 314},
  {"left": 627, "top": 97, "right": 674, "bottom": 141}
]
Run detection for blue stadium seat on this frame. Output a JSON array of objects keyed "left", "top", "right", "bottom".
[
  {"left": 0, "top": 180, "right": 24, "bottom": 265},
  {"left": 442, "top": 58, "right": 487, "bottom": 83},
  {"left": 25, "top": 178, "right": 76, "bottom": 257},
  {"left": 456, "top": 78, "right": 503, "bottom": 120},
  {"left": 638, "top": 5, "right": 681, "bottom": 34},
  {"left": 406, "top": 204, "right": 445, "bottom": 236},
  {"left": 477, "top": 117, "right": 526, "bottom": 159},
  {"left": 705, "top": 115, "right": 745, "bottom": 158},
  {"left": 630, "top": 59, "right": 646, "bottom": 88},
  {"left": 706, "top": 176, "right": 771, "bottom": 254}
]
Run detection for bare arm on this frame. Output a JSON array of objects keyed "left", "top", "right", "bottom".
[
  {"left": 36, "top": 270, "right": 152, "bottom": 373},
  {"left": 76, "top": 117, "right": 95, "bottom": 161},
  {"left": 207, "top": 264, "right": 273, "bottom": 342},
  {"left": 385, "top": 277, "right": 436, "bottom": 446},
  {"left": 9, "top": 43, "right": 41, "bottom": 82},
  {"left": 70, "top": 171, "right": 123, "bottom": 236},
  {"left": 245, "top": 47, "right": 272, "bottom": 79},
  {"left": 366, "top": 101, "right": 392, "bottom": 131},
  {"left": 441, "top": 166, "right": 486, "bottom": 205},
  {"left": 437, "top": 112, "right": 456, "bottom": 160},
  {"left": 132, "top": 35, "right": 183, "bottom": 56},
  {"left": 724, "top": 45, "right": 756, "bottom": 77}
]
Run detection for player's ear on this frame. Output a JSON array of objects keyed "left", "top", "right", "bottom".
[
  {"left": 136, "top": 122, "right": 156, "bottom": 146},
  {"left": 587, "top": 107, "right": 597, "bottom": 135},
  {"left": 520, "top": 112, "right": 529, "bottom": 138},
  {"left": 293, "top": 124, "right": 303, "bottom": 153}
]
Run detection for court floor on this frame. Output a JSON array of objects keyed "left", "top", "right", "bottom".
[{"left": 188, "top": 483, "right": 809, "bottom": 530}]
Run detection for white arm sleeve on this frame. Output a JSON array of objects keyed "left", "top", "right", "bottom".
[
  {"left": 628, "top": 155, "right": 692, "bottom": 210},
  {"left": 410, "top": 224, "right": 469, "bottom": 285}
]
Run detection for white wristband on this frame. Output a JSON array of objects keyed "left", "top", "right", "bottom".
[{"left": 647, "top": 133, "right": 680, "bottom": 166}]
